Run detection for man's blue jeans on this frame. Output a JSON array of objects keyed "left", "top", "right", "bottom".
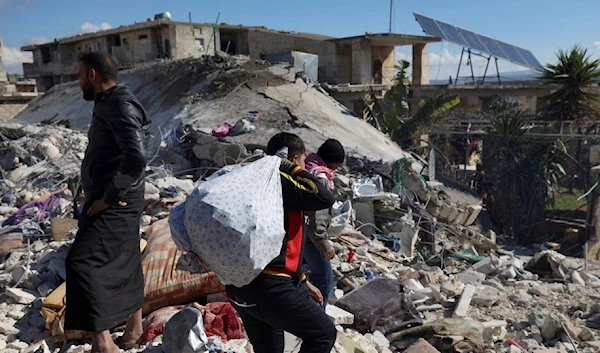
[{"left": 302, "top": 239, "right": 334, "bottom": 311}]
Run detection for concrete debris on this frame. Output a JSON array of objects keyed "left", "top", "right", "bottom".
[
  {"left": 2, "top": 57, "right": 600, "bottom": 353},
  {"left": 327, "top": 305, "right": 355, "bottom": 325},
  {"left": 403, "top": 338, "right": 440, "bottom": 353},
  {"left": 453, "top": 284, "right": 476, "bottom": 318}
]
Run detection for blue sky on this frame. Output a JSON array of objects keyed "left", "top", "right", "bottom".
[{"left": 2, "top": 0, "right": 600, "bottom": 80}]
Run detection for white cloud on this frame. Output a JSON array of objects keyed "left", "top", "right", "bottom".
[
  {"left": 25, "top": 36, "right": 49, "bottom": 45},
  {"left": 80, "top": 22, "right": 112, "bottom": 34},
  {"left": 1, "top": 46, "right": 33, "bottom": 74}
]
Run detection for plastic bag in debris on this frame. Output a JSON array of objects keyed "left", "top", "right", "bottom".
[
  {"left": 169, "top": 155, "right": 286, "bottom": 287},
  {"left": 329, "top": 200, "right": 353, "bottom": 238},
  {"left": 162, "top": 308, "right": 211, "bottom": 353}
]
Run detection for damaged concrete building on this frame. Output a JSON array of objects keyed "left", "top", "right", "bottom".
[
  {"left": 0, "top": 37, "right": 40, "bottom": 120},
  {"left": 20, "top": 14, "right": 435, "bottom": 112}
]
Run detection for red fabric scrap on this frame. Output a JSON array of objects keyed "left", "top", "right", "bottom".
[{"left": 141, "top": 302, "right": 243, "bottom": 343}]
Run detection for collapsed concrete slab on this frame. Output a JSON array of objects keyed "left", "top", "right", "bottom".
[{"left": 15, "top": 56, "right": 416, "bottom": 165}]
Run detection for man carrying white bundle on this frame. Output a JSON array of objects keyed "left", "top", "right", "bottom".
[{"left": 226, "top": 132, "right": 336, "bottom": 353}]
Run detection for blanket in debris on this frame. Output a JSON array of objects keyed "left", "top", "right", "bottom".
[{"left": 141, "top": 302, "right": 243, "bottom": 343}]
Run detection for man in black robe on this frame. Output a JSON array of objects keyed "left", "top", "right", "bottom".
[{"left": 65, "top": 52, "right": 150, "bottom": 353}]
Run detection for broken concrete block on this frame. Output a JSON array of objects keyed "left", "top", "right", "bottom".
[
  {"left": 472, "top": 256, "right": 501, "bottom": 275},
  {"left": 0, "top": 319, "right": 19, "bottom": 336},
  {"left": 453, "top": 284, "right": 475, "bottom": 318},
  {"left": 482, "top": 320, "right": 507, "bottom": 341},
  {"left": 5, "top": 288, "right": 36, "bottom": 304},
  {"left": 403, "top": 338, "right": 440, "bottom": 353},
  {"left": 579, "top": 327, "right": 596, "bottom": 341},
  {"left": 501, "top": 266, "right": 517, "bottom": 279},
  {"left": 529, "top": 285, "right": 549, "bottom": 297},
  {"left": 192, "top": 139, "right": 250, "bottom": 168},
  {"left": 371, "top": 330, "right": 390, "bottom": 349},
  {"left": 457, "top": 270, "right": 486, "bottom": 285},
  {"left": 580, "top": 272, "right": 600, "bottom": 287},
  {"left": 561, "top": 320, "right": 580, "bottom": 341},
  {"left": 571, "top": 271, "right": 586, "bottom": 286},
  {"left": 472, "top": 285, "right": 502, "bottom": 307},
  {"left": 541, "top": 314, "right": 561, "bottom": 342},
  {"left": 464, "top": 204, "right": 482, "bottom": 226},
  {"left": 441, "top": 280, "right": 462, "bottom": 297},
  {"left": 326, "top": 305, "right": 354, "bottom": 325},
  {"left": 508, "top": 289, "right": 533, "bottom": 307},
  {"left": 454, "top": 208, "right": 468, "bottom": 225}
]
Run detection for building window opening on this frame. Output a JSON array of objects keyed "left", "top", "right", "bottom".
[
  {"left": 138, "top": 34, "right": 148, "bottom": 40},
  {"left": 41, "top": 46, "right": 52, "bottom": 64},
  {"left": 195, "top": 38, "right": 204, "bottom": 50},
  {"left": 372, "top": 59, "right": 383, "bottom": 84}
]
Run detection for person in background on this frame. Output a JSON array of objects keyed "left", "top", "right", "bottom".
[
  {"left": 65, "top": 52, "right": 150, "bottom": 353},
  {"left": 225, "top": 132, "right": 337, "bottom": 353},
  {"left": 303, "top": 139, "right": 345, "bottom": 310}
]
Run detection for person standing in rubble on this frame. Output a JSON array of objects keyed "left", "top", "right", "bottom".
[
  {"left": 226, "top": 132, "right": 337, "bottom": 353},
  {"left": 65, "top": 52, "right": 150, "bottom": 353},
  {"left": 303, "top": 139, "right": 345, "bottom": 310}
]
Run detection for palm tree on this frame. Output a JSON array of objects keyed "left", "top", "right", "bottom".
[
  {"left": 539, "top": 45, "right": 600, "bottom": 121},
  {"left": 539, "top": 45, "right": 600, "bottom": 191},
  {"left": 484, "top": 107, "right": 565, "bottom": 241},
  {"left": 360, "top": 60, "right": 460, "bottom": 147}
]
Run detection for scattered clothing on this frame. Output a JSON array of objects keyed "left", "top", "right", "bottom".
[
  {"left": 212, "top": 123, "right": 231, "bottom": 137},
  {"left": 374, "top": 233, "right": 402, "bottom": 252},
  {"left": 142, "top": 302, "right": 243, "bottom": 343}
]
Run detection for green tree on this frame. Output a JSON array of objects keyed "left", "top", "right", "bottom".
[
  {"left": 484, "top": 107, "right": 565, "bottom": 241},
  {"left": 539, "top": 45, "right": 600, "bottom": 191},
  {"left": 539, "top": 45, "right": 600, "bottom": 121},
  {"left": 360, "top": 60, "right": 460, "bottom": 147}
]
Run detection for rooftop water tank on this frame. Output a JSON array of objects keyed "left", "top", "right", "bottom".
[{"left": 154, "top": 12, "right": 172, "bottom": 21}]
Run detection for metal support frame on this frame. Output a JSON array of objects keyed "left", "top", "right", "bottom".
[{"left": 455, "top": 47, "right": 501, "bottom": 85}]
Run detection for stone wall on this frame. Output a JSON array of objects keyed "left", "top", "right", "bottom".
[{"left": 172, "top": 23, "right": 215, "bottom": 59}]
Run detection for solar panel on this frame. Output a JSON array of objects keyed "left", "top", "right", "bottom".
[
  {"left": 515, "top": 47, "right": 542, "bottom": 69},
  {"left": 496, "top": 40, "right": 528, "bottom": 67},
  {"left": 413, "top": 13, "right": 447, "bottom": 40},
  {"left": 474, "top": 35, "right": 507, "bottom": 59},
  {"left": 456, "top": 29, "right": 488, "bottom": 53},
  {"left": 435, "top": 22, "right": 467, "bottom": 47},
  {"left": 413, "top": 12, "right": 541, "bottom": 70}
]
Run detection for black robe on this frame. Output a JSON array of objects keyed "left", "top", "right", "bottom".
[{"left": 65, "top": 84, "right": 150, "bottom": 332}]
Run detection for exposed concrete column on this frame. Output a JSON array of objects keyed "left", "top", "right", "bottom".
[
  {"left": 351, "top": 39, "right": 372, "bottom": 84},
  {"left": 412, "top": 43, "right": 429, "bottom": 86}
]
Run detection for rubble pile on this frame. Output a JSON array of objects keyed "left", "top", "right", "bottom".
[{"left": 15, "top": 55, "right": 411, "bottom": 164}]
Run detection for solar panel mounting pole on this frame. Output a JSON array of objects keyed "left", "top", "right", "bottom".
[
  {"left": 495, "top": 57, "right": 501, "bottom": 84},
  {"left": 455, "top": 48, "right": 465, "bottom": 85},
  {"left": 468, "top": 49, "right": 475, "bottom": 84}
]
